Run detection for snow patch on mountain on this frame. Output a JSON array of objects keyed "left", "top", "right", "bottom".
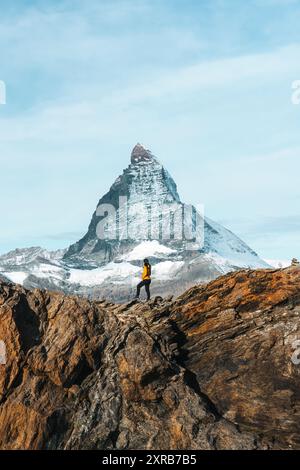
[
  {"left": 264, "top": 259, "right": 290, "bottom": 268},
  {"left": 152, "top": 261, "right": 184, "bottom": 280},
  {"left": 30, "top": 263, "right": 66, "bottom": 280},
  {"left": 3, "top": 271, "right": 28, "bottom": 285},
  {"left": 121, "top": 241, "right": 176, "bottom": 261},
  {"left": 69, "top": 262, "right": 140, "bottom": 286},
  {"left": 204, "top": 251, "right": 270, "bottom": 275}
]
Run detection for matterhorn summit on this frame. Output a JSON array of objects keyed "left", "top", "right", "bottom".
[
  {"left": 0, "top": 144, "right": 269, "bottom": 301},
  {"left": 130, "top": 143, "right": 157, "bottom": 164}
]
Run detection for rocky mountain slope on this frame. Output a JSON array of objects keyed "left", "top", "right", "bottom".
[
  {"left": 1, "top": 266, "right": 300, "bottom": 450},
  {"left": 0, "top": 144, "right": 269, "bottom": 301}
]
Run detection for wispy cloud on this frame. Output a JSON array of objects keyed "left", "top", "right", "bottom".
[{"left": 1, "top": 43, "right": 299, "bottom": 143}]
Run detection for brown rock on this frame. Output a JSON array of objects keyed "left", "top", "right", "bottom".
[
  {"left": 0, "top": 267, "right": 300, "bottom": 449},
  {"left": 130, "top": 143, "right": 155, "bottom": 164}
]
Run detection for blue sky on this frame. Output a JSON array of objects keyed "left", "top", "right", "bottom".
[{"left": 0, "top": 0, "right": 299, "bottom": 259}]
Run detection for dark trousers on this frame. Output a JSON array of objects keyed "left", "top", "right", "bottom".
[{"left": 136, "top": 280, "right": 151, "bottom": 300}]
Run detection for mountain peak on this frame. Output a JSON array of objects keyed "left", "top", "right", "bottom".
[
  {"left": 131, "top": 143, "right": 156, "bottom": 164},
  {"left": 62, "top": 143, "right": 266, "bottom": 277}
]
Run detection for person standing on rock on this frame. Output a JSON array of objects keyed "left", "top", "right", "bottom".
[{"left": 136, "top": 259, "right": 151, "bottom": 301}]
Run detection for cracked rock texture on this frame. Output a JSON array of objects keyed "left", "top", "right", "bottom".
[{"left": 0, "top": 267, "right": 300, "bottom": 450}]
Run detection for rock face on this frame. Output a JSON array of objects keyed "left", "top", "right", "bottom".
[
  {"left": 1, "top": 266, "right": 300, "bottom": 450},
  {"left": 131, "top": 143, "right": 157, "bottom": 164}
]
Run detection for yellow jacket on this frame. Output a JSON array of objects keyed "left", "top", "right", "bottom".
[{"left": 142, "top": 264, "right": 151, "bottom": 281}]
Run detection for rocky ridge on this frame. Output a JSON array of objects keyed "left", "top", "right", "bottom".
[{"left": 0, "top": 266, "right": 300, "bottom": 449}]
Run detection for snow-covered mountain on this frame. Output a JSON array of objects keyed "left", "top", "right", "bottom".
[
  {"left": 0, "top": 144, "right": 270, "bottom": 301},
  {"left": 64, "top": 144, "right": 267, "bottom": 265},
  {"left": 0, "top": 247, "right": 68, "bottom": 290}
]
